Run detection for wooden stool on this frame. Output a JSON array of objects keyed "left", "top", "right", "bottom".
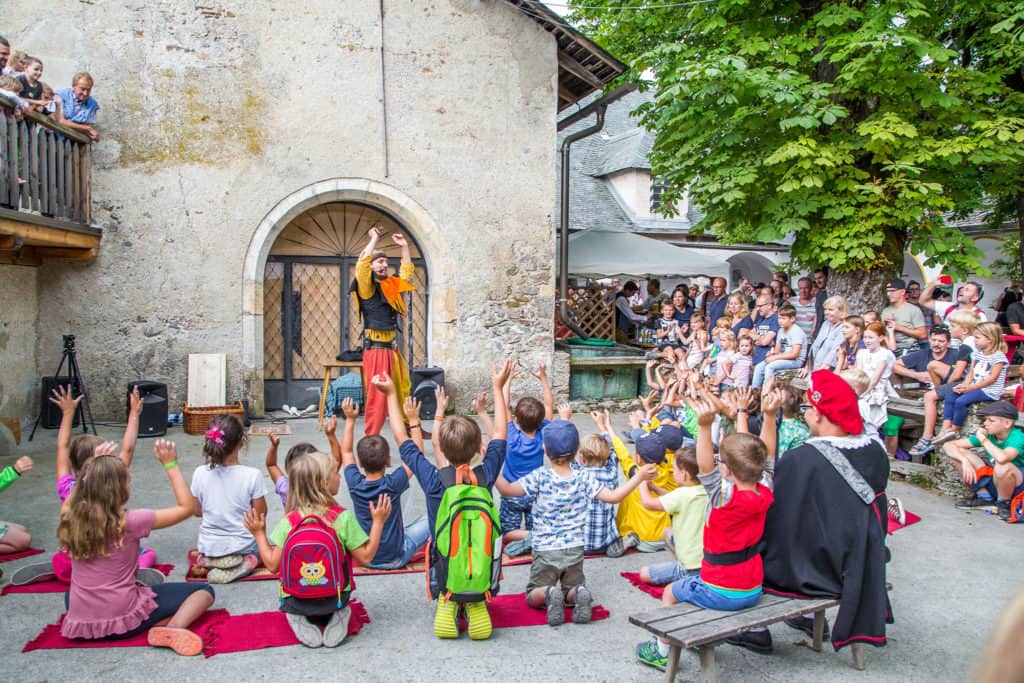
[{"left": 317, "top": 361, "right": 364, "bottom": 430}]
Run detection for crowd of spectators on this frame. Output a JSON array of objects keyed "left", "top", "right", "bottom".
[{"left": 0, "top": 35, "right": 100, "bottom": 141}]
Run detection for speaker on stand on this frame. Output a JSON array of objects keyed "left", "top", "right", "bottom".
[
  {"left": 410, "top": 367, "right": 445, "bottom": 421},
  {"left": 127, "top": 381, "right": 168, "bottom": 438},
  {"left": 40, "top": 376, "right": 81, "bottom": 429}
]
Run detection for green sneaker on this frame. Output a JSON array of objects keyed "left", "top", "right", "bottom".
[
  {"left": 464, "top": 600, "right": 492, "bottom": 640},
  {"left": 635, "top": 639, "right": 668, "bottom": 671},
  {"left": 433, "top": 596, "right": 459, "bottom": 639}
]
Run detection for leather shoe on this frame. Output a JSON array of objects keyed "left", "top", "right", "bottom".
[
  {"left": 785, "top": 615, "right": 830, "bottom": 641},
  {"left": 725, "top": 629, "right": 773, "bottom": 654}
]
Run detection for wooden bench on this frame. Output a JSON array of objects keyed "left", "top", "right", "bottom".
[{"left": 630, "top": 593, "right": 856, "bottom": 682}]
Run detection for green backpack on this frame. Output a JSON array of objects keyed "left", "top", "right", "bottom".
[{"left": 431, "top": 464, "right": 502, "bottom": 603}]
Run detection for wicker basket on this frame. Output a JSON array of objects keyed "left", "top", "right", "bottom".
[{"left": 183, "top": 401, "right": 245, "bottom": 436}]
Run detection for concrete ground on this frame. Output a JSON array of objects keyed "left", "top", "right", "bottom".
[{"left": 1, "top": 412, "right": 1020, "bottom": 682}]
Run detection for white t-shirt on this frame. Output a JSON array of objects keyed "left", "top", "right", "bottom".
[
  {"left": 518, "top": 467, "right": 603, "bottom": 552},
  {"left": 856, "top": 347, "right": 896, "bottom": 406},
  {"left": 925, "top": 301, "right": 987, "bottom": 324},
  {"left": 191, "top": 464, "right": 267, "bottom": 556}
]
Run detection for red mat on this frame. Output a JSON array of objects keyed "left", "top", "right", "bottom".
[
  {"left": 2, "top": 564, "right": 175, "bottom": 596},
  {"left": 0, "top": 547, "right": 46, "bottom": 563},
  {"left": 621, "top": 571, "right": 666, "bottom": 600},
  {"left": 202, "top": 601, "right": 369, "bottom": 656},
  {"left": 888, "top": 510, "right": 921, "bottom": 534},
  {"left": 23, "top": 609, "right": 230, "bottom": 654},
  {"left": 477, "top": 592, "right": 610, "bottom": 628},
  {"left": 22, "top": 602, "right": 369, "bottom": 656}
]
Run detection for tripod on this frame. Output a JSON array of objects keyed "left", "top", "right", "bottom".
[{"left": 29, "top": 334, "right": 97, "bottom": 440}]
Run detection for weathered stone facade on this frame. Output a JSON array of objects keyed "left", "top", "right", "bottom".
[{"left": 2, "top": 0, "right": 559, "bottom": 418}]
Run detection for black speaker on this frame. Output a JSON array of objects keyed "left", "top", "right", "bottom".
[
  {"left": 411, "top": 367, "right": 445, "bottom": 420},
  {"left": 40, "top": 376, "right": 81, "bottom": 429},
  {"left": 127, "top": 381, "right": 168, "bottom": 438}
]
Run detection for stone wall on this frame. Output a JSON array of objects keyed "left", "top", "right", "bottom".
[
  {"left": 0, "top": 265, "right": 38, "bottom": 442},
  {"left": 4, "top": 0, "right": 558, "bottom": 417}
]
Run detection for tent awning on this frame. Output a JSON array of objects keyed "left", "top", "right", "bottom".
[{"left": 564, "top": 227, "right": 731, "bottom": 279}]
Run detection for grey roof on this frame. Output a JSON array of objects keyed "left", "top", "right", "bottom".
[{"left": 556, "top": 89, "right": 703, "bottom": 234}]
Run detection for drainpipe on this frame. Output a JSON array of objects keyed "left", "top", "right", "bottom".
[{"left": 558, "top": 83, "right": 638, "bottom": 339}]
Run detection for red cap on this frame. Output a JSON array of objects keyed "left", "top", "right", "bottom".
[{"left": 807, "top": 369, "right": 864, "bottom": 435}]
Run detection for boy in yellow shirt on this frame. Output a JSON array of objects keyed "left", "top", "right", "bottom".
[{"left": 606, "top": 420, "right": 680, "bottom": 550}]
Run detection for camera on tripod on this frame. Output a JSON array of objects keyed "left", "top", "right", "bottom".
[{"left": 63, "top": 334, "right": 76, "bottom": 351}]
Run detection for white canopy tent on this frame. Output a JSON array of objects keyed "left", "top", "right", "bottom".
[{"left": 565, "top": 226, "right": 731, "bottom": 280}]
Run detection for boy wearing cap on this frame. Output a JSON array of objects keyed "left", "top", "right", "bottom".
[
  {"left": 942, "top": 400, "right": 1024, "bottom": 521},
  {"left": 496, "top": 420, "right": 656, "bottom": 626},
  {"left": 606, "top": 419, "right": 682, "bottom": 550}
]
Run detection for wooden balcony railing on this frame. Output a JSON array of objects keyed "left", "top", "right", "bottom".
[{"left": 0, "top": 91, "right": 92, "bottom": 226}]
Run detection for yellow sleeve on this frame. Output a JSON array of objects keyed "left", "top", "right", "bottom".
[
  {"left": 398, "top": 260, "right": 415, "bottom": 283},
  {"left": 355, "top": 255, "right": 374, "bottom": 299},
  {"left": 611, "top": 435, "right": 637, "bottom": 477}
]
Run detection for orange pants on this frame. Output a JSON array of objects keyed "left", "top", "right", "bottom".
[{"left": 362, "top": 347, "right": 410, "bottom": 436}]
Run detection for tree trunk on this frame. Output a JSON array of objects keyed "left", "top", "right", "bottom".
[
  {"left": 828, "top": 266, "right": 900, "bottom": 317},
  {"left": 1016, "top": 192, "right": 1024, "bottom": 282}
]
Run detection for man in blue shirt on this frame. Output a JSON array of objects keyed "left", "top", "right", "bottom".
[
  {"left": 751, "top": 294, "right": 779, "bottom": 366},
  {"left": 57, "top": 72, "right": 100, "bottom": 142},
  {"left": 705, "top": 277, "right": 728, "bottom": 327}
]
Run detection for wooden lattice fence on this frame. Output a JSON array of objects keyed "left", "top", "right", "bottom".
[{"left": 565, "top": 286, "right": 615, "bottom": 339}]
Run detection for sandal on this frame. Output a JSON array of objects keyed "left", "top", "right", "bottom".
[{"left": 908, "top": 438, "right": 933, "bottom": 457}]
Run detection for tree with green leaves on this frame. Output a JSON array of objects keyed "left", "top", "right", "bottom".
[{"left": 570, "top": 0, "right": 1024, "bottom": 310}]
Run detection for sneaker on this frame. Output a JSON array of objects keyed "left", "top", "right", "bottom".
[
  {"left": 545, "top": 586, "right": 565, "bottom": 626},
  {"left": 464, "top": 600, "right": 493, "bottom": 640},
  {"left": 135, "top": 568, "right": 166, "bottom": 586},
  {"left": 887, "top": 497, "right": 906, "bottom": 525},
  {"left": 197, "top": 553, "right": 242, "bottom": 570},
  {"left": 997, "top": 499, "right": 1012, "bottom": 522},
  {"left": 322, "top": 607, "right": 350, "bottom": 647},
  {"left": 206, "top": 554, "right": 258, "bottom": 583},
  {"left": 908, "top": 438, "right": 934, "bottom": 458},
  {"left": 433, "top": 596, "right": 459, "bottom": 639},
  {"left": 504, "top": 534, "right": 532, "bottom": 557},
  {"left": 955, "top": 496, "right": 993, "bottom": 509},
  {"left": 572, "top": 585, "right": 593, "bottom": 624},
  {"left": 286, "top": 613, "right": 323, "bottom": 648},
  {"left": 607, "top": 532, "right": 639, "bottom": 558},
  {"left": 785, "top": 615, "right": 830, "bottom": 641},
  {"left": 147, "top": 626, "right": 203, "bottom": 656},
  {"left": 635, "top": 638, "right": 668, "bottom": 671},
  {"left": 932, "top": 429, "right": 959, "bottom": 446},
  {"left": 725, "top": 629, "right": 774, "bottom": 654},
  {"left": 10, "top": 562, "right": 56, "bottom": 586}
]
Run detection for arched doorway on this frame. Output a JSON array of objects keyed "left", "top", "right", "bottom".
[{"left": 261, "top": 202, "right": 429, "bottom": 411}]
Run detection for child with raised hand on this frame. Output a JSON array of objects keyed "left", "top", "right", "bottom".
[
  {"left": 339, "top": 396, "right": 428, "bottom": 569},
  {"left": 244, "top": 451, "right": 389, "bottom": 648},
  {"left": 636, "top": 446, "right": 708, "bottom": 587},
  {"left": 265, "top": 432, "right": 319, "bottom": 506},
  {"left": 13, "top": 385, "right": 153, "bottom": 586},
  {"left": 573, "top": 410, "right": 622, "bottom": 555},
  {"left": 497, "top": 362, "right": 554, "bottom": 555},
  {"left": 58, "top": 442, "right": 215, "bottom": 655},
  {"left": 0, "top": 456, "right": 34, "bottom": 561},
  {"left": 497, "top": 420, "right": 656, "bottom": 626},
  {"left": 636, "top": 394, "right": 775, "bottom": 672},
  {"left": 379, "top": 360, "right": 513, "bottom": 641},
  {"left": 190, "top": 414, "right": 267, "bottom": 583}
]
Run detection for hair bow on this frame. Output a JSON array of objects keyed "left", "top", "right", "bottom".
[{"left": 205, "top": 427, "right": 225, "bottom": 446}]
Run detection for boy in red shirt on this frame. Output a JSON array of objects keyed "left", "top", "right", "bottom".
[{"left": 636, "top": 392, "right": 775, "bottom": 671}]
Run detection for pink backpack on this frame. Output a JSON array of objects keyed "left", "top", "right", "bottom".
[{"left": 279, "top": 505, "right": 353, "bottom": 608}]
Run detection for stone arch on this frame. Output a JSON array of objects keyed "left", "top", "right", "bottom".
[
  {"left": 726, "top": 251, "right": 776, "bottom": 288},
  {"left": 241, "top": 178, "right": 453, "bottom": 415}
]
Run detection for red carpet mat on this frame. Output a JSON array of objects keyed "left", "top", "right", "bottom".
[
  {"left": 21, "top": 602, "right": 370, "bottom": 657},
  {"left": 477, "top": 592, "right": 610, "bottom": 629},
  {"left": 620, "top": 571, "right": 665, "bottom": 600},
  {"left": 2, "top": 564, "right": 174, "bottom": 596},
  {"left": 0, "top": 547, "right": 46, "bottom": 563},
  {"left": 888, "top": 510, "right": 921, "bottom": 534}
]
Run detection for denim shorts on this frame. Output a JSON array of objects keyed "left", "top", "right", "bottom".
[
  {"left": 499, "top": 494, "right": 535, "bottom": 533},
  {"left": 646, "top": 560, "right": 699, "bottom": 586},
  {"left": 670, "top": 575, "right": 762, "bottom": 610}
]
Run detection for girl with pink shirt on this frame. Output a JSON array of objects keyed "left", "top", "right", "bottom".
[
  {"left": 58, "top": 442, "right": 214, "bottom": 655},
  {"left": 10, "top": 385, "right": 159, "bottom": 586}
]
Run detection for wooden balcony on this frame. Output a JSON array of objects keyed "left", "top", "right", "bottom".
[{"left": 0, "top": 92, "right": 100, "bottom": 266}]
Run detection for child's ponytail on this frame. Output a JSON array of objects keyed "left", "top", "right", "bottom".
[{"left": 203, "top": 413, "right": 245, "bottom": 467}]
